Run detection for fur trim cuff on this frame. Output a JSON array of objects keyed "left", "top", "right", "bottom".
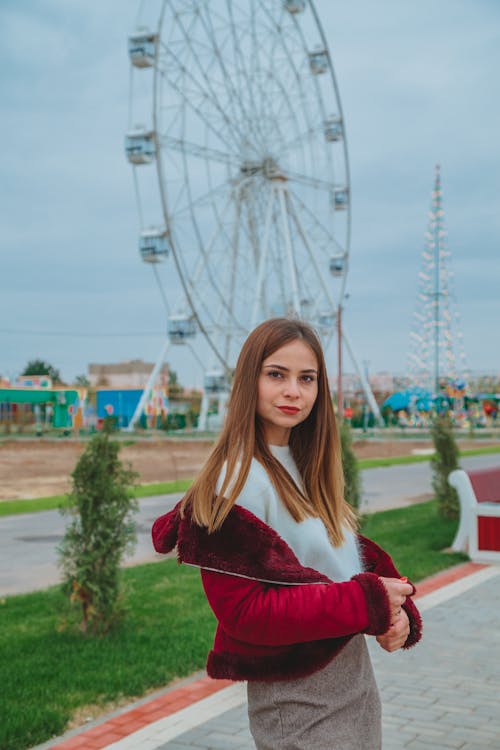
[
  {"left": 207, "top": 636, "right": 352, "bottom": 682},
  {"left": 352, "top": 572, "right": 391, "bottom": 635},
  {"left": 402, "top": 598, "right": 423, "bottom": 648}
]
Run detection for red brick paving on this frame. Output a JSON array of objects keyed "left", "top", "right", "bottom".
[
  {"left": 49, "top": 678, "right": 232, "bottom": 749},
  {"left": 413, "top": 561, "right": 487, "bottom": 598}
]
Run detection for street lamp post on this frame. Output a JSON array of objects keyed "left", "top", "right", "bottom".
[
  {"left": 337, "top": 304, "right": 343, "bottom": 419},
  {"left": 363, "top": 359, "right": 370, "bottom": 432}
]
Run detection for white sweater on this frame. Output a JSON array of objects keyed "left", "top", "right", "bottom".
[{"left": 217, "top": 445, "right": 362, "bottom": 583}]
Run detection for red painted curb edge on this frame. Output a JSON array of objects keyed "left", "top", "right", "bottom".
[
  {"left": 413, "top": 561, "right": 488, "bottom": 599},
  {"left": 48, "top": 561, "right": 489, "bottom": 749}
]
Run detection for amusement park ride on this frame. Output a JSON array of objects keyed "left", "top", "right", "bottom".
[{"left": 124, "top": 0, "right": 383, "bottom": 430}]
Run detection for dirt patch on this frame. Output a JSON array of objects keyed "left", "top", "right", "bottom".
[
  {"left": 0, "top": 436, "right": 496, "bottom": 501},
  {"left": 0, "top": 439, "right": 214, "bottom": 500}
]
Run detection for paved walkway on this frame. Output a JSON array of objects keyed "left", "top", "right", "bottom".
[{"left": 32, "top": 562, "right": 500, "bottom": 750}]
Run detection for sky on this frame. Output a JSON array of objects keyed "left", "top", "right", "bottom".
[{"left": 1, "top": 0, "right": 499, "bottom": 388}]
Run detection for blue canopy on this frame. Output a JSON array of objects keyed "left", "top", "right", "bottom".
[{"left": 383, "top": 388, "right": 434, "bottom": 412}]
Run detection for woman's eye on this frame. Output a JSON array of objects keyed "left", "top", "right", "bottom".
[
  {"left": 301, "top": 375, "right": 315, "bottom": 383},
  {"left": 268, "top": 370, "right": 282, "bottom": 379}
]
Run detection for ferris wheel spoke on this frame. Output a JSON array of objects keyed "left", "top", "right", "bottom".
[
  {"left": 223, "top": 189, "right": 243, "bottom": 361},
  {"left": 155, "top": 60, "right": 239, "bottom": 157},
  {"left": 248, "top": 2, "right": 272, "bottom": 151},
  {"left": 165, "top": 12, "right": 250, "bottom": 153},
  {"left": 159, "top": 134, "right": 239, "bottom": 169},
  {"left": 231, "top": 0, "right": 273, "bottom": 152},
  {"left": 287, "top": 21, "right": 338, "bottom": 197},
  {"left": 233, "top": 0, "right": 296, "bottom": 156},
  {"left": 174, "top": 177, "right": 234, "bottom": 218},
  {"left": 272, "top": 209, "right": 289, "bottom": 313},
  {"left": 276, "top": 186, "right": 301, "bottom": 316},
  {"left": 286, "top": 170, "right": 335, "bottom": 192},
  {"left": 288, "top": 186, "right": 345, "bottom": 256},
  {"left": 285, "top": 191, "right": 337, "bottom": 311},
  {"left": 251, "top": 183, "right": 277, "bottom": 327},
  {"left": 255, "top": 0, "right": 322, "bottom": 167},
  {"left": 276, "top": 122, "right": 324, "bottom": 160},
  {"left": 151, "top": 263, "right": 170, "bottom": 315},
  {"left": 187, "top": 191, "right": 250, "bottom": 335},
  {"left": 188, "top": 192, "right": 235, "bottom": 293},
  {"left": 203, "top": 3, "right": 267, "bottom": 156},
  {"left": 255, "top": 3, "right": 307, "bottom": 159}
]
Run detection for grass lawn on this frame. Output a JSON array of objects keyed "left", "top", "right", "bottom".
[
  {"left": 1, "top": 499, "right": 466, "bottom": 750},
  {"left": 359, "top": 499, "right": 468, "bottom": 581},
  {"left": 0, "top": 561, "right": 216, "bottom": 750},
  {"left": 0, "top": 479, "right": 193, "bottom": 517},
  {"left": 358, "top": 443, "right": 500, "bottom": 469}
]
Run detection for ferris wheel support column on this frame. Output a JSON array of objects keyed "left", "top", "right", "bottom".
[
  {"left": 286, "top": 194, "right": 336, "bottom": 306},
  {"left": 251, "top": 186, "right": 276, "bottom": 329},
  {"left": 198, "top": 390, "right": 210, "bottom": 433},
  {"left": 124, "top": 339, "right": 171, "bottom": 432},
  {"left": 278, "top": 184, "right": 301, "bottom": 316},
  {"left": 197, "top": 389, "right": 230, "bottom": 433},
  {"left": 342, "top": 328, "right": 384, "bottom": 427}
]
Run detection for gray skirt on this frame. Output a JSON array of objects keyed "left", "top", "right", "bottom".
[{"left": 247, "top": 635, "right": 381, "bottom": 750}]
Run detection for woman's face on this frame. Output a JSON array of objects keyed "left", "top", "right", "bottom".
[{"left": 256, "top": 339, "right": 319, "bottom": 446}]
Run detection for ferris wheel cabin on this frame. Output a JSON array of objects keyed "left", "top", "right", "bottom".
[
  {"left": 125, "top": 129, "right": 155, "bottom": 164},
  {"left": 167, "top": 315, "right": 196, "bottom": 344},
  {"left": 283, "top": 0, "right": 306, "bottom": 12},
  {"left": 204, "top": 371, "right": 228, "bottom": 394},
  {"left": 128, "top": 31, "right": 158, "bottom": 68},
  {"left": 324, "top": 116, "right": 343, "bottom": 142},
  {"left": 332, "top": 187, "right": 348, "bottom": 210},
  {"left": 318, "top": 311, "right": 335, "bottom": 328},
  {"left": 308, "top": 48, "right": 328, "bottom": 75},
  {"left": 329, "top": 254, "right": 346, "bottom": 277},
  {"left": 139, "top": 228, "right": 169, "bottom": 263}
]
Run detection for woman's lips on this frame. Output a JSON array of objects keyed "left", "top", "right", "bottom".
[{"left": 277, "top": 406, "right": 300, "bottom": 414}]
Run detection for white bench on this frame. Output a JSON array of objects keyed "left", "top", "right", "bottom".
[{"left": 448, "top": 467, "right": 500, "bottom": 563}]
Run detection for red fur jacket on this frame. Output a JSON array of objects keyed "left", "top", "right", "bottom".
[{"left": 152, "top": 501, "right": 422, "bottom": 682}]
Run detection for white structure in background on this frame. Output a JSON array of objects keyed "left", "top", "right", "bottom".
[
  {"left": 125, "top": 0, "right": 382, "bottom": 430},
  {"left": 407, "top": 165, "right": 468, "bottom": 396},
  {"left": 88, "top": 360, "right": 169, "bottom": 389}
]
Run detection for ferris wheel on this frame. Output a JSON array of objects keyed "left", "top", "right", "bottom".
[{"left": 126, "top": 0, "right": 355, "bottom": 429}]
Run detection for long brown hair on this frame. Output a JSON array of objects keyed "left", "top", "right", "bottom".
[{"left": 181, "top": 317, "right": 357, "bottom": 545}]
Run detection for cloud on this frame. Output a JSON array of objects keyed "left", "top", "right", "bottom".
[{"left": 1, "top": 0, "right": 499, "bottom": 383}]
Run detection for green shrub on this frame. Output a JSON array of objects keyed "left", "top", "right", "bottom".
[
  {"left": 340, "top": 420, "right": 361, "bottom": 510},
  {"left": 57, "top": 432, "right": 139, "bottom": 633},
  {"left": 431, "top": 413, "right": 460, "bottom": 519}
]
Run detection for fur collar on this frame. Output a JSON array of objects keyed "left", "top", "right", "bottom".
[{"left": 152, "top": 501, "right": 391, "bottom": 584}]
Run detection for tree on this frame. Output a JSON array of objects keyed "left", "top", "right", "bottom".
[
  {"left": 431, "top": 413, "right": 460, "bottom": 519},
  {"left": 58, "top": 430, "right": 139, "bottom": 633},
  {"left": 340, "top": 420, "right": 362, "bottom": 510},
  {"left": 22, "top": 359, "right": 61, "bottom": 384},
  {"left": 168, "top": 369, "right": 183, "bottom": 400},
  {"left": 74, "top": 374, "right": 90, "bottom": 387}
]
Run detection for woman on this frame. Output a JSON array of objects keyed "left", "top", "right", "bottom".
[{"left": 152, "top": 318, "right": 422, "bottom": 749}]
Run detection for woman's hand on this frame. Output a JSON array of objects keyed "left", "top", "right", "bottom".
[
  {"left": 379, "top": 577, "right": 414, "bottom": 621},
  {"left": 376, "top": 609, "right": 410, "bottom": 652}
]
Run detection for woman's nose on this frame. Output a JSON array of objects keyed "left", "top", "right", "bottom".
[{"left": 283, "top": 379, "right": 300, "bottom": 397}]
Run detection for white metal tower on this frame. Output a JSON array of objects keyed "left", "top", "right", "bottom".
[{"left": 407, "top": 165, "right": 468, "bottom": 396}]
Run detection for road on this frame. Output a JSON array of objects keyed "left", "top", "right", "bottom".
[{"left": 1, "top": 453, "right": 498, "bottom": 597}]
